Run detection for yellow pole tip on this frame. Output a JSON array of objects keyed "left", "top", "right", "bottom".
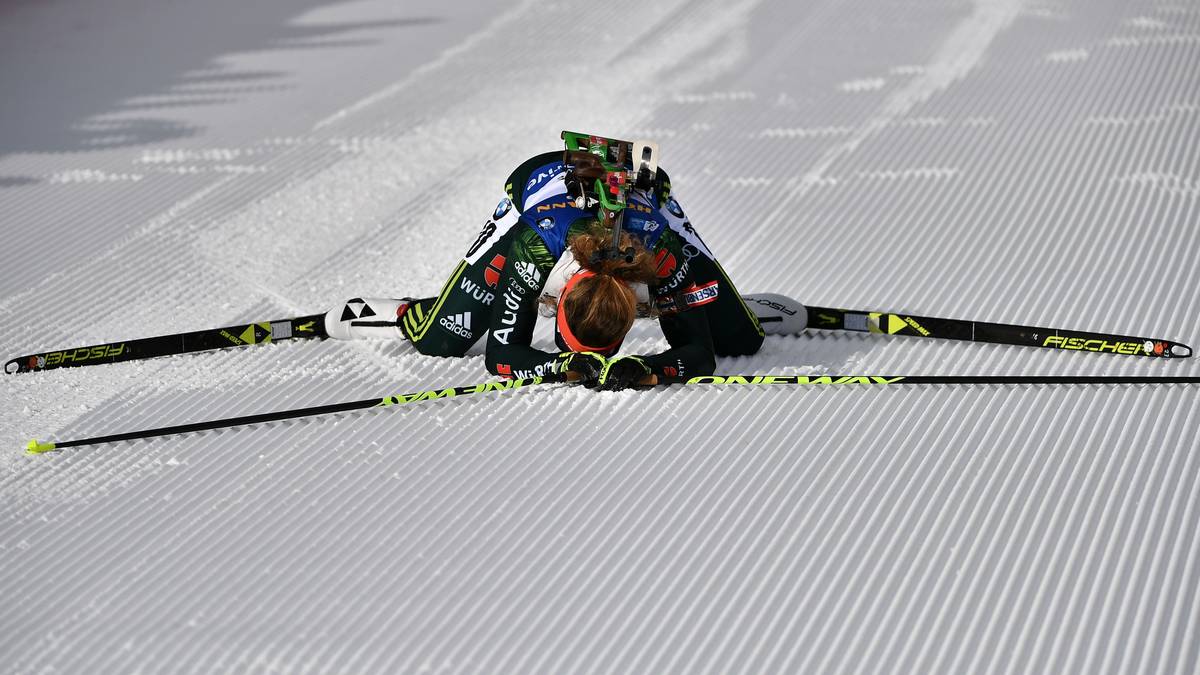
[{"left": 26, "top": 439, "right": 56, "bottom": 455}]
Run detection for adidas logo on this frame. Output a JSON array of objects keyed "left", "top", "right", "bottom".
[
  {"left": 515, "top": 261, "right": 541, "bottom": 288},
  {"left": 439, "top": 312, "right": 473, "bottom": 339}
]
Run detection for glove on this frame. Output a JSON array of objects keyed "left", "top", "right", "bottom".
[
  {"left": 558, "top": 351, "right": 608, "bottom": 387},
  {"left": 597, "top": 355, "right": 654, "bottom": 391}
]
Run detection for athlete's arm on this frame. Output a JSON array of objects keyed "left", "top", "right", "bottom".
[
  {"left": 640, "top": 230, "right": 717, "bottom": 380},
  {"left": 645, "top": 309, "right": 716, "bottom": 380},
  {"left": 484, "top": 225, "right": 563, "bottom": 378}
]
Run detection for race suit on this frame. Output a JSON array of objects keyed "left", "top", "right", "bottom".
[{"left": 399, "top": 151, "right": 764, "bottom": 380}]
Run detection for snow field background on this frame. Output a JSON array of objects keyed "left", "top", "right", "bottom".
[{"left": 2, "top": 0, "right": 1199, "bottom": 672}]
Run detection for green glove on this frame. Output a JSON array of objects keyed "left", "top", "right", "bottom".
[
  {"left": 558, "top": 351, "right": 608, "bottom": 387},
  {"left": 597, "top": 355, "right": 653, "bottom": 391}
]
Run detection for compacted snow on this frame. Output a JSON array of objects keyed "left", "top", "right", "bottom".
[{"left": 2, "top": 0, "right": 1198, "bottom": 672}]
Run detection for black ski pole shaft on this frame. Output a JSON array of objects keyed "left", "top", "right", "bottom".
[
  {"left": 27, "top": 376, "right": 559, "bottom": 454},
  {"left": 806, "top": 306, "right": 1192, "bottom": 359},
  {"left": 28, "top": 373, "right": 1199, "bottom": 454},
  {"left": 6, "top": 313, "right": 329, "bottom": 375}
]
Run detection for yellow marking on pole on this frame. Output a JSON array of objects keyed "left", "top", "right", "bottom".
[{"left": 26, "top": 439, "right": 57, "bottom": 454}]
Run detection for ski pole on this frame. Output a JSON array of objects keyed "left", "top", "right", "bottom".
[
  {"left": 682, "top": 375, "right": 1200, "bottom": 386},
  {"left": 26, "top": 376, "right": 561, "bottom": 454},
  {"left": 25, "top": 374, "right": 1200, "bottom": 454}
]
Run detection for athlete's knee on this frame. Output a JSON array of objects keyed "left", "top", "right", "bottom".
[
  {"left": 408, "top": 332, "right": 472, "bottom": 358},
  {"left": 714, "top": 329, "right": 764, "bottom": 357},
  {"left": 401, "top": 299, "right": 481, "bottom": 358}
]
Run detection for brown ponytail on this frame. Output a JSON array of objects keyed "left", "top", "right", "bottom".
[
  {"left": 568, "top": 224, "right": 658, "bottom": 284},
  {"left": 560, "top": 224, "right": 658, "bottom": 349}
]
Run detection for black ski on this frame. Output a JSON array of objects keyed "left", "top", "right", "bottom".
[
  {"left": 5, "top": 313, "right": 328, "bottom": 375},
  {"left": 9, "top": 296, "right": 1192, "bottom": 375},
  {"left": 806, "top": 306, "right": 1192, "bottom": 359}
]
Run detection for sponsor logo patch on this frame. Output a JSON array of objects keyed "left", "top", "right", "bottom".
[
  {"left": 484, "top": 254, "right": 506, "bottom": 288},
  {"left": 681, "top": 281, "right": 719, "bottom": 307},
  {"left": 658, "top": 281, "right": 719, "bottom": 313},
  {"left": 511, "top": 358, "right": 560, "bottom": 379},
  {"left": 655, "top": 249, "right": 677, "bottom": 278},
  {"left": 515, "top": 261, "right": 541, "bottom": 288},
  {"left": 492, "top": 279, "right": 526, "bottom": 345},
  {"left": 657, "top": 258, "right": 691, "bottom": 292},
  {"left": 439, "top": 312, "right": 473, "bottom": 339},
  {"left": 38, "top": 344, "right": 126, "bottom": 368},
  {"left": 535, "top": 200, "right": 573, "bottom": 213},
  {"left": 466, "top": 221, "right": 497, "bottom": 259},
  {"left": 459, "top": 277, "right": 495, "bottom": 305},
  {"left": 494, "top": 198, "right": 513, "bottom": 219},
  {"left": 537, "top": 217, "right": 555, "bottom": 230},
  {"left": 1043, "top": 335, "right": 1145, "bottom": 355},
  {"left": 525, "top": 165, "right": 565, "bottom": 192}
]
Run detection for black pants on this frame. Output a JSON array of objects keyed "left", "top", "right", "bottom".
[{"left": 400, "top": 228, "right": 519, "bottom": 358}]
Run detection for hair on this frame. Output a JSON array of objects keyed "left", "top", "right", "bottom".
[{"left": 562, "top": 223, "right": 658, "bottom": 348}]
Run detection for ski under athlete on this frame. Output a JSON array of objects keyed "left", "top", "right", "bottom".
[{"left": 324, "top": 132, "right": 786, "bottom": 391}]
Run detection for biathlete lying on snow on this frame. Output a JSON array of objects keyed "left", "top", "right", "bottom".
[{"left": 322, "top": 132, "right": 804, "bottom": 391}]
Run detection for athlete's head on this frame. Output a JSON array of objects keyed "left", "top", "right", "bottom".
[{"left": 557, "top": 225, "right": 657, "bottom": 355}]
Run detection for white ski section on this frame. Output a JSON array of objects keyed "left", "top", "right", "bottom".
[{"left": 2, "top": 0, "right": 1199, "bottom": 672}]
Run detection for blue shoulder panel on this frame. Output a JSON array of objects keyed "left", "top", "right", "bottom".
[
  {"left": 622, "top": 191, "right": 671, "bottom": 249},
  {"left": 522, "top": 198, "right": 590, "bottom": 259},
  {"left": 520, "top": 160, "right": 567, "bottom": 205},
  {"left": 518, "top": 161, "right": 676, "bottom": 258}
]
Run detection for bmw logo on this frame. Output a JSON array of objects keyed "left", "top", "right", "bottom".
[
  {"left": 667, "top": 197, "right": 684, "bottom": 218},
  {"left": 537, "top": 217, "right": 554, "bottom": 230},
  {"left": 494, "top": 198, "right": 512, "bottom": 219}
]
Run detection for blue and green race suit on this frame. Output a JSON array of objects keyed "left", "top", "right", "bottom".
[{"left": 399, "top": 151, "right": 764, "bottom": 381}]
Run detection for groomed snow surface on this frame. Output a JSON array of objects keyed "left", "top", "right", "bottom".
[{"left": 2, "top": 0, "right": 1199, "bottom": 672}]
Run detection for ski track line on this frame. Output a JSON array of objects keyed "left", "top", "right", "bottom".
[
  {"left": 659, "top": 392, "right": 855, "bottom": 674},
  {"left": 303, "top": 393, "right": 553, "bottom": 670},
  {"left": 847, "top": 387, "right": 1012, "bottom": 671},
  {"left": 414, "top": 395, "right": 662, "bottom": 672},
  {"left": 962, "top": 392, "right": 1125, "bottom": 675},
  {"left": 528, "top": 393, "right": 768, "bottom": 672},
  {"left": 798, "top": 393, "right": 974, "bottom": 673},
  {"left": 745, "top": 0, "right": 1029, "bottom": 254},
  {"left": 754, "top": 391, "right": 962, "bottom": 673}
]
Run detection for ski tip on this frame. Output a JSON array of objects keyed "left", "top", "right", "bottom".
[
  {"left": 26, "top": 439, "right": 57, "bottom": 455},
  {"left": 1173, "top": 344, "right": 1192, "bottom": 358},
  {"left": 3, "top": 359, "right": 20, "bottom": 375}
]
